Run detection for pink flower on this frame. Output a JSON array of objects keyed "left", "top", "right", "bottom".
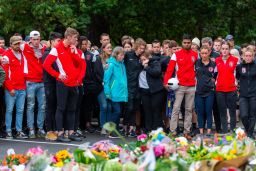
[
  {"left": 137, "top": 134, "right": 147, "bottom": 141},
  {"left": 153, "top": 145, "right": 165, "bottom": 157},
  {"left": 51, "top": 156, "right": 58, "bottom": 163},
  {"left": 26, "top": 147, "right": 44, "bottom": 156}
]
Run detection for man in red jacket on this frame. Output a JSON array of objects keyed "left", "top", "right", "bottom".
[
  {"left": 2, "top": 36, "right": 28, "bottom": 139},
  {"left": 163, "top": 34, "right": 198, "bottom": 140},
  {"left": 43, "top": 27, "right": 85, "bottom": 142},
  {"left": 20, "top": 30, "right": 46, "bottom": 138}
]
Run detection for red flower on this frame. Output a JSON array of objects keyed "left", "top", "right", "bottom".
[{"left": 140, "top": 145, "right": 148, "bottom": 152}]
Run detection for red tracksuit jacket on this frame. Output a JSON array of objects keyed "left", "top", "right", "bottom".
[
  {"left": 163, "top": 48, "right": 198, "bottom": 86},
  {"left": 43, "top": 41, "right": 85, "bottom": 87},
  {"left": 215, "top": 55, "right": 238, "bottom": 92},
  {"left": 2, "top": 49, "right": 26, "bottom": 91},
  {"left": 21, "top": 43, "right": 46, "bottom": 82}
]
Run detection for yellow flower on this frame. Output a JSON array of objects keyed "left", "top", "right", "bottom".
[
  {"left": 54, "top": 161, "right": 64, "bottom": 167},
  {"left": 55, "top": 150, "right": 71, "bottom": 160},
  {"left": 230, "top": 149, "right": 237, "bottom": 155},
  {"left": 91, "top": 150, "right": 108, "bottom": 159}
]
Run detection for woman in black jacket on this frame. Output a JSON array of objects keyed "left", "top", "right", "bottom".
[
  {"left": 236, "top": 48, "right": 256, "bottom": 138},
  {"left": 195, "top": 46, "right": 216, "bottom": 135},
  {"left": 139, "top": 51, "right": 164, "bottom": 132}
]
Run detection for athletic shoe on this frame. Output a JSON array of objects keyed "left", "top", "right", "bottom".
[
  {"left": 16, "top": 131, "right": 28, "bottom": 139},
  {"left": 6, "top": 132, "right": 13, "bottom": 139},
  {"left": 75, "top": 129, "right": 86, "bottom": 138},
  {"left": 109, "top": 132, "right": 120, "bottom": 139},
  {"left": 29, "top": 129, "right": 36, "bottom": 139},
  {"left": 68, "top": 133, "right": 82, "bottom": 141},
  {"left": 37, "top": 129, "right": 46, "bottom": 138},
  {"left": 128, "top": 130, "right": 136, "bottom": 138},
  {"left": 85, "top": 126, "right": 95, "bottom": 133},
  {"left": 45, "top": 132, "right": 57, "bottom": 141},
  {"left": 57, "top": 134, "right": 71, "bottom": 142}
]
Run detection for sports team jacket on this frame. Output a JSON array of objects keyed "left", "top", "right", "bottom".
[
  {"left": 236, "top": 62, "right": 256, "bottom": 97},
  {"left": 2, "top": 49, "right": 26, "bottom": 91},
  {"left": 163, "top": 48, "right": 198, "bottom": 86},
  {"left": 20, "top": 43, "right": 46, "bottom": 82},
  {"left": 215, "top": 55, "right": 238, "bottom": 92},
  {"left": 43, "top": 41, "right": 85, "bottom": 87}
]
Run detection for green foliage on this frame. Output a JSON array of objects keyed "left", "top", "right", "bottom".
[{"left": 0, "top": 0, "right": 255, "bottom": 44}]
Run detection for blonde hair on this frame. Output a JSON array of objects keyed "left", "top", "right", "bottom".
[
  {"left": 112, "top": 46, "right": 124, "bottom": 59},
  {"left": 100, "top": 42, "right": 111, "bottom": 64},
  {"left": 134, "top": 38, "right": 146, "bottom": 50},
  {"left": 64, "top": 27, "right": 79, "bottom": 38}
]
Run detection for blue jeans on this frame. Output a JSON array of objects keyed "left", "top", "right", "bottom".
[
  {"left": 108, "top": 101, "right": 121, "bottom": 129},
  {"left": 97, "top": 90, "right": 109, "bottom": 128},
  {"left": 26, "top": 81, "right": 46, "bottom": 129},
  {"left": 195, "top": 92, "right": 214, "bottom": 129},
  {"left": 5, "top": 90, "right": 26, "bottom": 132}
]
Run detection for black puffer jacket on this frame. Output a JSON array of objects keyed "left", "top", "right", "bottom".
[
  {"left": 124, "top": 50, "right": 143, "bottom": 97},
  {"left": 142, "top": 57, "right": 164, "bottom": 94},
  {"left": 236, "top": 62, "right": 256, "bottom": 97},
  {"left": 83, "top": 51, "right": 103, "bottom": 95}
]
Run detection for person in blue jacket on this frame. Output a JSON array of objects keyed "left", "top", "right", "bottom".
[{"left": 104, "top": 46, "right": 128, "bottom": 138}]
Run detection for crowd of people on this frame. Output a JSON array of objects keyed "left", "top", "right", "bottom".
[{"left": 0, "top": 27, "right": 255, "bottom": 142}]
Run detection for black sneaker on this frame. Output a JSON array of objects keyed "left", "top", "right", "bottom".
[
  {"left": 95, "top": 127, "right": 101, "bottom": 133},
  {"left": 6, "top": 132, "right": 13, "bottom": 139},
  {"left": 75, "top": 129, "right": 86, "bottom": 138},
  {"left": 16, "top": 131, "right": 28, "bottom": 139},
  {"left": 68, "top": 133, "right": 82, "bottom": 141},
  {"left": 57, "top": 134, "right": 71, "bottom": 142},
  {"left": 128, "top": 130, "right": 136, "bottom": 138},
  {"left": 108, "top": 132, "right": 120, "bottom": 139},
  {"left": 85, "top": 126, "right": 95, "bottom": 133}
]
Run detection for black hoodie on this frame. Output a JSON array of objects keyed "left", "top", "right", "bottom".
[{"left": 42, "top": 47, "right": 58, "bottom": 84}]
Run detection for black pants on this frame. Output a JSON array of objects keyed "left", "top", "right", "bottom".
[
  {"left": 212, "top": 92, "right": 221, "bottom": 132},
  {"left": 74, "top": 86, "right": 83, "bottom": 130},
  {"left": 239, "top": 97, "right": 256, "bottom": 137},
  {"left": 55, "top": 82, "right": 78, "bottom": 131},
  {"left": 216, "top": 91, "right": 237, "bottom": 133},
  {"left": 124, "top": 94, "right": 141, "bottom": 126},
  {"left": 44, "top": 83, "right": 56, "bottom": 131},
  {"left": 141, "top": 89, "right": 163, "bottom": 131},
  {"left": 80, "top": 92, "right": 98, "bottom": 129}
]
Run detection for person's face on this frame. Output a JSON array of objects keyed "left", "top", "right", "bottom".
[
  {"left": 68, "top": 34, "right": 78, "bottom": 46},
  {"left": 81, "top": 40, "right": 88, "bottom": 52},
  {"left": 123, "top": 43, "right": 132, "bottom": 52},
  {"left": 100, "top": 35, "right": 110, "bottom": 45},
  {"left": 116, "top": 52, "right": 124, "bottom": 61},
  {"left": 213, "top": 42, "right": 221, "bottom": 52},
  {"left": 182, "top": 39, "right": 191, "bottom": 50},
  {"left": 162, "top": 44, "right": 170, "bottom": 55},
  {"left": 11, "top": 42, "right": 21, "bottom": 52},
  {"left": 0, "top": 39, "right": 5, "bottom": 48},
  {"left": 247, "top": 45, "right": 256, "bottom": 53},
  {"left": 191, "top": 43, "right": 199, "bottom": 52},
  {"left": 200, "top": 49, "right": 210, "bottom": 61},
  {"left": 30, "top": 37, "right": 41, "bottom": 47},
  {"left": 221, "top": 44, "right": 230, "bottom": 56},
  {"left": 227, "top": 39, "right": 234, "bottom": 47},
  {"left": 152, "top": 42, "right": 161, "bottom": 54},
  {"left": 87, "top": 42, "right": 91, "bottom": 51},
  {"left": 140, "top": 55, "right": 149, "bottom": 65},
  {"left": 244, "top": 51, "right": 254, "bottom": 63},
  {"left": 51, "top": 38, "right": 61, "bottom": 47},
  {"left": 103, "top": 43, "right": 112, "bottom": 56},
  {"left": 202, "top": 42, "right": 211, "bottom": 49},
  {"left": 171, "top": 46, "right": 179, "bottom": 54},
  {"left": 136, "top": 45, "right": 146, "bottom": 56}
]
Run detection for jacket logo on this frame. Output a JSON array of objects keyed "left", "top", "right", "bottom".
[
  {"left": 86, "top": 54, "right": 91, "bottom": 60},
  {"left": 229, "top": 61, "right": 234, "bottom": 67},
  {"left": 208, "top": 67, "right": 213, "bottom": 72},
  {"left": 191, "top": 56, "right": 195, "bottom": 62},
  {"left": 242, "top": 67, "right": 246, "bottom": 73}
]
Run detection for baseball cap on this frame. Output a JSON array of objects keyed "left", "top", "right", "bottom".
[
  {"left": 29, "top": 30, "right": 40, "bottom": 38},
  {"left": 192, "top": 37, "right": 200, "bottom": 47},
  {"left": 10, "top": 36, "right": 22, "bottom": 45},
  {"left": 225, "top": 34, "right": 234, "bottom": 41}
]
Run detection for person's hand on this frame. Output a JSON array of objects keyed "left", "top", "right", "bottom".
[
  {"left": 211, "top": 58, "right": 215, "bottom": 62},
  {"left": 70, "top": 45, "right": 76, "bottom": 53},
  {"left": 164, "top": 84, "right": 169, "bottom": 91},
  {"left": 1, "top": 56, "right": 9, "bottom": 65},
  {"left": 58, "top": 74, "right": 67, "bottom": 81},
  {"left": 9, "top": 90, "right": 15, "bottom": 96}
]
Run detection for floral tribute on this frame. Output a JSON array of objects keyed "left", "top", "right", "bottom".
[{"left": 0, "top": 123, "right": 256, "bottom": 171}]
